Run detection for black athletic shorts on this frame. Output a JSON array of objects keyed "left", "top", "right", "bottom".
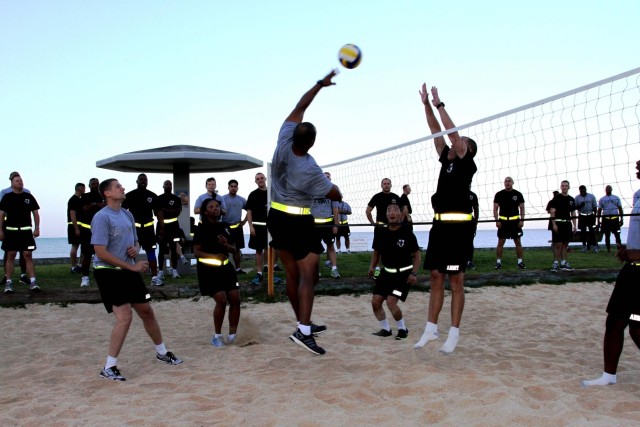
[
  {"left": 248, "top": 223, "right": 268, "bottom": 252},
  {"left": 337, "top": 223, "right": 351, "bottom": 238},
  {"left": 67, "top": 224, "right": 81, "bottom": 245},
  {"left": 1, "top": 228, "right": 36, "bottom": 252},
  {"left": 315, "top": 221, "right": 336, "bottom": 246},
  {"left": 373, "top": 269, "right": 411, "bottom": 302},
  {"left": 424, "top": 220, "right": 474, "bottom": 274},
  {"left": 601, "top": 217, "right": 621, "bottom": 234},
  {"left": 94, "top": 267, "right": 151, "bottom": 313},
  {"left": 80, "top": 227, "right": 95, "bottom": 256},
  {"left": 606, "top": 263, "right": 640, "bottom": 321},
  {"left": 577, "top": 214, "right": 596, "bottom": 229},
  {"left": 197, "top": 262, "right": 239, "bottom": 296},
  {"left": 268, "top": 209, "right": 323, "bottom": 261},
  {"left": 228, "top": 224, "right": 245, "bottom": 250},
  {"left": 497, "top": 220, "right": 523, "bottom": 240},
  {"left": 136, "top": 225, "right": 157, "bottom": 250},
  {"left": 551, "top": 221, "right": 573, "bottom": 243}
]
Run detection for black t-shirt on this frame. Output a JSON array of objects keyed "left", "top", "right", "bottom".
[
  {"left": 493, "top": 189, "right": 525, "bottom": 217},
  {"left": 77, "top": 190, "right": 104, "bottom": 224},
  {"left": 0, "top": 192, "right": 40, "bottom": 227},
  {"left": 156, "top": 193, "right": 182, "bottom": 220},
  {"left": 399, "top": 194, "right": 412, "bottom": 215},
  {"left": 372, "top": 225, "right": 419, "bottom": 268},
  {"left": 368, "top": 192, "right": 403, "bottom": 223},
  {"left": 550, "top": 194, "right": 576, "bottom": 220},
  {"left": 122, "top": 188, "right": 159, "bottom": 223},
  {"left": 67, "top": 194, "right": 82, "bottom": 222},
  {"left": 246, "top": 188, "right": 268, "bottom": 223},
  {"left": 193, "top": 219, "right": 232, "bottom": 255},
  {"left": 432, "top": 146, "right": 477, "bottom": 213}
]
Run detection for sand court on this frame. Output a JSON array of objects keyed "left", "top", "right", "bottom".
[{"left": 1, "top": 282, "right": 639, "bottom": 426}]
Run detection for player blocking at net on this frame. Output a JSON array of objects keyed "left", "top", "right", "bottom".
[{"left": 414, "top": 84, "right": 478, "bottom": 354}]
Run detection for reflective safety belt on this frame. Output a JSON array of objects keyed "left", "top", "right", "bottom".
[
  {"left": 94, "top": 266, "right": 122, "bottom": 270},
  {"left": 498, "top": 215, "right": 520, "bottom": 220},
  {"left": 383, "top": 265, "right": 413, "bottom": 274},
  {"left": 5, "top": 226, "right": 32, "bottom": 231},
  {"left": 198, "top": 258, "right": 229, "bottom": 266},
  {"left": 78, "top": 222, "right": 91, "bottom": 229},
  {"left": 340, "top": 220, "right": 349, "bottom": 224},
  {"left": 434, "top": 213, "right": 473, "bottom": 221},
  {"left": 270, "top": 201, "right": 311, "bottom": 215},
  {"left": 135, "top": 221, "right": 154, "bottom": 228},
  {"left": 314, "top": 218, "right": 333, "bottom": 224},
  {"left": 163, "top": 217, "right": 178, "bottom": 224},
  {"left": 229, "top": 223, "right": 241, "bottom": 229},
  {"left": 252, "top": 221, "right": 267, "bottom": 226}
]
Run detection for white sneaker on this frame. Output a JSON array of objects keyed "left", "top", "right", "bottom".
[
  {"left": 151, "top": 276, "right": 164, "bottom": 286},
  {"left": 80, "top": 276, "right": 90, "bottom": 287},
  {"left": 158, "top": 270, "right": 165, "bottom": 279},
  {"left": 172, "top": 269, "right": 180, "bottom": 279},
  {"left": 180, "top": 256, "right": 188, "bottom": 265}
]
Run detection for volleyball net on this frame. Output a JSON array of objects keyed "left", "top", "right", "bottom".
[{"left": 322, "top": 67, "right": 640, "bottom": 231}]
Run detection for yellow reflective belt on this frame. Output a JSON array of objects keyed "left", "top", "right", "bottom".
[
  {"left": 78, "top": 222, "right": 91, "bottom": 229},
  {"left": 580, "top": 213, "right": 594, "bottom": 216},
  {"left": 67, "top": 222, "right": 73, "bottom": 225},
  {"left": 554, "top": 219, "right": 568, "bottom": 222},
  {"left": 229, "top": 223, "right": 241, "bottom": 229},
  {"left": 314, "top": 218, "right": 333, "bottom": 224},
  {"left": 434, "top": 213, "right": 473, "bottom": 221},
  {"left": 94, "top": 266, "right": 122, "bottom": 270},
  {"left": 340, "top": 220, "right": 349, "bottom": 224},
  {"left": 163, "top": 217, "right": 178, "bottom": 224},
  {"left": 604, "top": 216, "right": 619, "bottom": 220},
  {"left": 252, "top": 221, "right": 267, "bottom": 226},
  {"left": 135, "top": 221, "right": 154, "bottom": 228},
  {"left": 173, "top": 237, "right": 181, "bottom": 242},
  {"left": 270, "top": 201, "right": 310, "bottom": 215},
  {"left": 383, "top": 265, "right": 413, "bottom": 274},
  {"left": 498, "top": 215, "right": 520, "bottom": 220},
  {"left": 198, "top": 258, "right": 229, "bottom": 266},
  {"left": 5, "top": 226, "right": 32, "bottom": 231}
]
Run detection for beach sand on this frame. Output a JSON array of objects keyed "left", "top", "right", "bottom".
[{"left": 1, "top": 282, "right": 639, "bottom": 426}]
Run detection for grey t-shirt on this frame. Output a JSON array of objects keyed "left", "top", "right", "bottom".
[
  {"left": 195, "top": 192, "right": 227, "bottom": 219},
  {"left": 221, "top": 194, "right": 246, "bottom": 224},
  {"left": 270, "top": 121, "right": 333, "bottom": 208},
  {"left": 91, "top": 206, "right": 138, "bottom": 268},
  {"left": 575, "top": 193, "right": 597, "bottom": 214}
]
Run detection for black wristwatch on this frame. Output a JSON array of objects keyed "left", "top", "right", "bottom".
[
  {"left": 436, "top": 102, "right": 445, "bottom": 109},
  {"left": 411, "top": 272, "right": 418, "bottom": 277}
]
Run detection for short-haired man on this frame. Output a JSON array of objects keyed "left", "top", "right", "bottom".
[
  {"left": 582, "top": 160, "right": 640, "bottom": 387},
  {"left": 222, "top": 179, "right": 247, "bottom": 275},
  {"left": 0, "top": 172, "right": 41, "bottom": 292},
  {"left": 67, "top": 183, "right": 85, "bottom": 274},
  {"left": 1, "top": 171, "right": 31, "bottom": 287},
  {"left": 92, "top": 178, "right": 183, "bottom": 381},
  {"left": 369, "top": 204, "right": 421, "bottom": 340},
  {"left": 366, "top": 178, "right": 402, "bottom": 278},
  {"left": 313, "top": 171, "right": 340, "bottom": 278},
  {"left": 493, "top": 177, "right": 526, "bottom": 270},
  {"left": 597, "top": 185, "right": 624, "bottom": 253},
  {"left": 575, "top": 185, "right": 598, "bottom": 253},
  {"left": 194, "top": 177, "right": 227, "bottom": 220},
  {"left": 549, "top": 180, "right": 577, "bottom": 272},
  {"left": 400, "top": 184, "right": 413, "bottom": 230},
  {"left": 156, "top": 180, "right": 183, "bottom": 279},
  {"left": 78, "top": 178, "right": 105, "bottom": 287},
  {"left": 414, "top": 84, "right": 478, "bottom": 354},
  {"left": 335, "top": 199, "right": 352, "bottom": 254},
  {"left": 267, "top": 70, "right": 342, "bottom": 355}
]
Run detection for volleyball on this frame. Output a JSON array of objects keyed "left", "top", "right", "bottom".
[{"left": 338, "top": 44, "right": 362, "bottom": 69}]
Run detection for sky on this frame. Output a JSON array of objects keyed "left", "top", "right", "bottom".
[{"left": 1, "top": 0, "right": 638, "bottom": 238}]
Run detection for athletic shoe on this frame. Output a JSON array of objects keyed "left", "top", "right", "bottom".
[
  {"left": 29, "top": 281, "right": 40, "bottom": 291},
  {"left": 593, "top": 246, "right": 600, "bottom": 253},
  {"left": 100, "top": 366, "right": 126, "bottom": 381},
  {"left": 171, "top": 269, "right": 180, "bottom": 279},
  {"left": 273, "top": 276, "right": 284, "bottom": 285},
  {"left": 80, "top": 276, "right": 90, "bottom": 287},
  {"left": 581, "top": 246, "right": 588, "bottom": 253},
  {"left": 151, "top": 276, "right": 164, "bottom": 286},
  {"left": 517, "top": 262, "right": 526, "bottom": 270},
  {"left": 70, "top": 265, "right": 82, "bottom": 274},
  {"left": 395, "top": 329, "right": 409, "bottom": 340},
  {"left": 373, "top": 269, "right": 380, "bottom": 280},
  {"left": 324, "top": 260, "right": 332, "bottom": 268},
  {"left": 550, "top": 263, "right": 559, "bottom": 273},
  {"left": 289, "top": 329, "right": 325, "bottom": 355},
  {"left": 560, "top": 263, "right": 574, "bottom": 271},
  {"left": 263, "top": 265, "right": 269, "bottom": 273},
  {"left": 4, "top": 282, "right": 14, "bottom": 294},
  {"left": 180, "top": 255, "right": 188, "bottom": 265},
  {"left": 226, "top": 335, "right": 236, "bottom": 344},
  {"left": 330, "top": 269, "right": 341, "bottom": 278},
  {"left": 236, "top": 268, "right": 247, "bottom": 275},
  {"left": 19, "top": 274, "right": 29, "bottom": 285},
  {"left": 156, "top": 351, "right": 183, "bottom": 365},
  {"left": 372, "top": 329, "right": 393, "bottom": 337},
  {"left": 158, "top": 270, "right": 166, "bottom": 279},
  {"left": 211, "top": 336, "right": 225, "bottom": 348},
  {"left": 273, "top": 265, "right": 283, "bottom": 272},
  {"left": 310, "top": 323, "right": 327, "bottom": 336},
  {"left": 467, "top": 261, "right": 476, "bottom": 270},
  {"left": 251, "top": 274, "right": 262, "bottom": 285},
  {"left": 494, "top": 262, "right": 502, "bottom": 270}
]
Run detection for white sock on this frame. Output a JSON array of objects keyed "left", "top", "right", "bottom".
[
  {"left": 582, "top": 371, "right": 617, "bottom": 387},
  {"left": 332, "top": 266, "right": 337, "bottom": 271},
  {"left": 414, "top": 322, "right": 439, "bottom": 348},
  {"left": 439, "top": 326, "right": 460, "bottom": 354},
  {"left": 227, "top": 333, "right": 236, "bottom": 341},
  {"left": 379, "top": 319, "right": 390, "bottom": 331},
  {"left": 561, "top": 260, "right": 567, "bottom": 266},
  {"left": 299, "top": 324, "right": 311, "bottom": 336},
  {"left": 214, "top": 333, "right": 223, "bottom": 339},
  {"left": 396, "top": 318, "right": 406, "bottom": 330},
  {"left": 155, "top": 343, "right": 167, "bottom": 356},
  {"left": 517, "top": 259, "right": 523, "bottom": 264},
  {"left": 105, "top": 355, "right": 118, "bottom": 369},
  {"left": 30, "top": 277, "right": 36, "bottom": 283},
  {"left": 496, "top": 258, "right": 501, "bottom": 263}
]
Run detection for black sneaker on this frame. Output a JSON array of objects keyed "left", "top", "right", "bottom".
[
  {"left": 263, "top": 265, "right": 269, "bottom": 273},
  {"left": 236, "top": 268, "right": 247, "bottom": 275},
  {"left": 156, "top": 351, "right": 184, "bottom": 365},
  {"left": 467, "top": 261, "right": 476, "bottom": 270},
  {"left": 273, "top": 265, "right": 283, "bottom": 272},
  {"left": 517, "top": 262, "right": 526, "bottom": 270},
  {"left": 494, "top": 262, "right": 502, "bottom": 270},
  {"left": 310, "top": 323, "right": 327, "bottom": 336},
  {"left": 19, "top": 274, "right": 29, "bottom": 285},
  {"left": 372, "top": 329, "right": 392, "bottom": 337},
  {"left": 100, "top": 366, "right": 126, "bottom": 381},
  {"left": 289, "top": 329, "right": 326, "bottom": 355},
  {"left": 395, "top": 329, "right": 409, "bottom": 340},
  {"left": 70, "top": 266, "right": 82, "bottom": 274}
]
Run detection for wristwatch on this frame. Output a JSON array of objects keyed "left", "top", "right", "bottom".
[{"left": 411, "top": 272, "right": 418, "bottom": 277}]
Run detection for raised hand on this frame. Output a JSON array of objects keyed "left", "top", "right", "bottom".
[{"left": 431, "top": 86, "right": 441, "bottom": 107}]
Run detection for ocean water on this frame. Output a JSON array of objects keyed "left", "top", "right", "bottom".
[{"left": 29, "top": 227, "right": 630, "bottom": 259}]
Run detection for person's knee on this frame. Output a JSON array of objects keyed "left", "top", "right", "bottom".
[{"left": 371, "top": 296, "right": 383, "bottom": 310}]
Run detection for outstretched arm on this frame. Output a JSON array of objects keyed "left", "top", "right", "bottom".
[
  {"left": 431, "top": 86, "right": 468, "bottom": 158},
  {"left": 286, "top": 70, "right": 337, "bottom": 123},
  {"left": 420, "top": 83, "right": 446, "bottom": 156}
]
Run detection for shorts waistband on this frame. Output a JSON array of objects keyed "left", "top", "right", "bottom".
[
  {"left": 198, "top": 258, "right": 229, "bottom": 267},
  {"left": 383, "top": 265, "right": 413, "bottom": 274},
  {"left": 270, "top": 202, "right": 311, "bottom": 215},
  {"left": 434, "top": 213, "right": 473, "bottom": 222}
]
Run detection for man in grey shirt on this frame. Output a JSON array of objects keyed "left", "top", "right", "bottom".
[
  {"left": 222, "top": 179, "right": 247, "bottom": 274},
  {"left": 267, "top": 69, "right": 342, "bottom": 355},
  {"left": 575, "top": 185, "right": 598, "bottom": 252}
]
